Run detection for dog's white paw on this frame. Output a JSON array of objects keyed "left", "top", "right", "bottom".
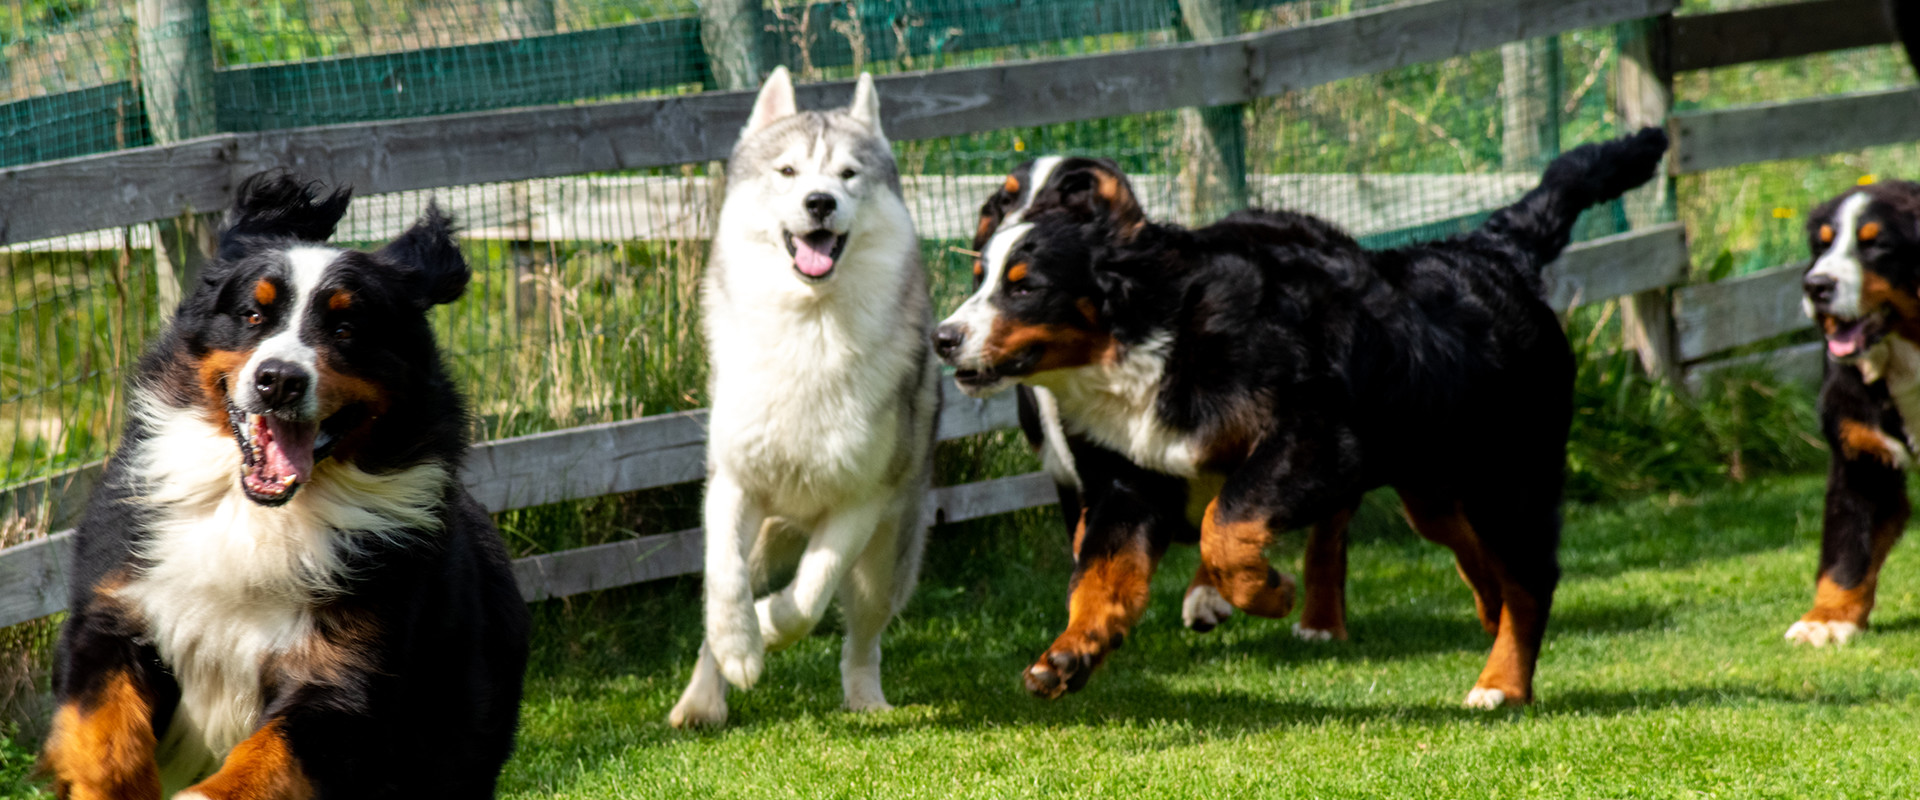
[
  {"left": 709, "top": 616, "right": 765, "bottom": 689},
  {"left": 1291, "top": 623, "right": 1335, "bottom": 642},
  {"left": 843, "top": 665, "right": 892, "bottom": 712},
  {"left": 174, "top": 791, "right": 212, "bottom": 800},
  {"left": 1182, "top": 584, "right": 1234, "bottom": 632},
  {"left": 756, "top": 595, "right": 810, "bottom": 652},
  {"left": 1784, "top": 619, "right": 1860, "bottom": 647},
  {"left": 668, "top": 681, "right": 729, "bottom": 729},
  {"left": 1462, "top": 687, "right": 1508, "bottom": 710}
]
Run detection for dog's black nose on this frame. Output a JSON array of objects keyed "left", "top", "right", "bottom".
[
  {"left": 805, "top": 193, "right": 837, "bottom": 221},
  {"left": 1804, "top": 273, "right": 1837, "bottom": 306},
  {"left": 933, "top": 324, "right": 965, "bottom": 361},
  {"left": 253, "top": 359, "right": 311, "bottom": 411}
]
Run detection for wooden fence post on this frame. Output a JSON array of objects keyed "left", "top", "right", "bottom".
[
  {"left": 1615, "top": 15, "right": 1684, "bottom": 387},
  {"left": 137, "top": 0, "right": 218, "bottom": 313},
  {"left": 1176, "top": 0, "right": 1248, "bottom": 226},
  {"left": 701, "top": 0, "right": 766, "bottom": 92},
  {"left": 1501, "top": 37, "right": 1561, "bottom": 169}
]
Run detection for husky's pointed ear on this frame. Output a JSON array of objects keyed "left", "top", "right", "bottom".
[
  {"left": 744, "top": 66, "right": 798, "bottom": 136},
  {"left": 1053, "top": 158, "right": 1146, "bottom": 242},
  {"left": 848, "top": 72, "right": 884, "bottom": 139},
  {"left": 219, "top": 170, "right": 352, "bottom": 261},
  {"left": 379, "top": 201, "right": 469, "bottom": 308}
]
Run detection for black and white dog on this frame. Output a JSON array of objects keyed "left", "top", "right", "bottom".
[
  {"left": 1791, "top": 180, "right": 1920, "bottom": 646},
  {"left": 42, "top": 173, "right": 529, "bottom": 798},
  {"left": 935, "top": 129, "right": 1668, "bottom": 708}
]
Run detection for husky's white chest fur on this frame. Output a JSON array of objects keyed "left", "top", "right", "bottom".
[
  {"left": 703, "top": 207, "right": 924, "bottom": 515},
  {"left": 113, "top": 397, "right": 444, "bottom": 783}
]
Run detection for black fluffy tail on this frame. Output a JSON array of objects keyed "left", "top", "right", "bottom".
[
  {"left": 1478, "top": 127, "right": 1669, "bottom": 270},
  {"left": 219, "top": 170, "right": 353, "bottom": 261}
]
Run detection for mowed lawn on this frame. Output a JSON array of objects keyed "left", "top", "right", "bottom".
[{"left": 500, "top": 473, "right": 1920, "bottom": 798}]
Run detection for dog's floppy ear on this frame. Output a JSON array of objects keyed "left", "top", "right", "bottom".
[
  {"left": 744, "top": 65, "right": 798, "bottom": 137},
  {"left": 847, "top": 72, "right": 885, "bottom": 140},
  {"left": 1052, "top": 159, "right": 1147, "bottom": 241},
  {"left": 379, "top": 200, "right": 469, "bottom": 309},
  {"left": 219, "top": 170, "right": 352, "bottom": 261}
]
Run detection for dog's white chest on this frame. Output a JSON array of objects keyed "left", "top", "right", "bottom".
[
  {"left": 1862, "top": 336, "right": 1920, "bottom": 459},
  {"left": 1038, "top": 334, "right": 1203, "bottom": 479}
]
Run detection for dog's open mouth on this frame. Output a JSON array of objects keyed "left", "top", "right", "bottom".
[
  {"left": 1824, "top": 311, "right": 1891, "bottom": 360},
  {"left": 226, "top": 405, "right": 351, "bottom": 506},
  {"left": 783, "top": 229, "right": 847, "bottom": 280}
]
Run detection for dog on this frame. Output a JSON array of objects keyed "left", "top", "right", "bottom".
[
  {"left": 668, "top": 66, "right": 939, "bottom": 728},
  {"left": 1790, "top": 180, "right": 1920, "bottom": 646},
  {"left": 934, "top": 129, "right": 1669, "bottom": 708},
  {"left": 41, "top": 173, "right": 529, "bottom": 797}
]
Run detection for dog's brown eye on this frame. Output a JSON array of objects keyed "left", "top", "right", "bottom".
[
  {"left": 334, "top": 322, "right": 354, "bottom": 342},
  {"left": 1820, "top": 225, "right": 1834, "bottom": 243},
  {"left": 778, "top": 166, "right": 796, "bottom": 177},
  {"left": 841, "top": 169, "right": 857, "bottom": 180},
  {"left": 242, "top": 311, "right": 263, "bottom": 326}
]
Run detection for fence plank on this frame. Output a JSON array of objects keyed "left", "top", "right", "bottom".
[
  {"left": 1669, "top": 0, "right": 1892, "bottom": 73},
  {"left": 1685, "top": 340, "right": 1825, "bottom": 391},
  {"left": 0, "top": 533, "right": 73, "bottom": 629},
  {"left": 1674, "top": 261, "right": 1813, "bottom": 362},
  {"left": 1669, "top": 88, "right": 1920, "bottom": 174},
  {"left": 926, "top": 472, "right": 1058, "bottom": 526},
  {"left": 1543, "top": 223, "right": 1689, "bottom": 312},
  {"left": 0, "top": 0, "right": 1678, "bottom": 246},
  {"left": 513, "top": 527, "right": 703, "bottom": 603}
]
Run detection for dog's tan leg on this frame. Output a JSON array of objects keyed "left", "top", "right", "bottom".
[
  {"left": 1401, "top": 493, "right": 1504, "bottom": 636},
  {"left": 174, "top": 720, "right": 312, "bottom": 800},
  {"left": 42, "top": 669, "right": 162, "bottom": 800},
  {"left": 1294, "top": 508, "right": 1354, "bottom": 641},
  {"left": 1197, "top": 498, "right": 1297, "bottom": 619},
  {"left": 1791, "top": 516, "right": 1905, "bottom": 646},
  {"left": 1025, "top": 508, "right": 1164, "bottom": 698}
]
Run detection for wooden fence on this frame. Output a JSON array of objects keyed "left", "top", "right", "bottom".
[{"left": 0, "top": 0, "right": 1904, "bottom": 627}]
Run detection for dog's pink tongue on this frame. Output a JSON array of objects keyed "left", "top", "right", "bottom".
[
  {"left": 262, "top": 417, "right": 318, "bottom": 485},
  {"left": 793, "top": 237, "right": 836, "bottom": 277},
  {"left": 1829, "top": 325, "right": 1867, "bottom": 358}
]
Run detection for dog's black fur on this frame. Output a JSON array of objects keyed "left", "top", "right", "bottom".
[
  {"left": 937, "top": 129, "right": 1669, "bottom": 705},
  {"left": 1790, "top": 180, "right": 1920, "bottom": 645},
  {"left": 44, "top": 173, "right": 528, "bottom": 798}
]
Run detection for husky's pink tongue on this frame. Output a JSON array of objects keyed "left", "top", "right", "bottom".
[
  {"left": 793, "top": 236, "right": 836, "bottom": 277},
  {"left": 261, "top": 416, "right": 318, "bottom": 485},
  {"left": 1829, "top": 324, "right": 1867, "bottom": 358}
]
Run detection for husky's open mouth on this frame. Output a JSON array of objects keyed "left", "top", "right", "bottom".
[
  {"left": 1823, "top": 310, "right": 1892, "bottom": 361},
  {"left": 226, "top": 404, "right": 352, "bottom": 505},
  {"left": 783, "top": 229, "right": 847, "bottom": 281}
]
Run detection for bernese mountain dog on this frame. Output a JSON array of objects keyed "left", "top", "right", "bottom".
[
  {"left": 41, "top": 173, "right": 530, "bottom": 798},
  {"left": 935, "top": 129, "right": 1669, "bottom": 708},
  {"left": 1790, "top": 180, "right": 1920, "bottom": 646}
]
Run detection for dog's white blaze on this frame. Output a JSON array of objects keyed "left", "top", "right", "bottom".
[
  {"left": 1001, "top": 156, "right": 1065, "bottom": 229},
  {"left": 1806, "top": 192, "right": 1872, "bottom": 320},
  {"left": 1033, "top": 332, "right": 1202, "bottom": 478},
  {"left": 942, "top": 222, "right": 1033, "bottom": 374},
  {"left": 116, "top": 393, "right": 445, "bottom": 786},
  {"left": 236, "top": 246, "right": 337, "bottom": 419}
]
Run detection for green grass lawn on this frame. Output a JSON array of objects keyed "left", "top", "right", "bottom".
[{"left": 499, "top": 473, "right": 1920, "bottom": 798}]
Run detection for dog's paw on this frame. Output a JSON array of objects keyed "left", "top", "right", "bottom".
[
  {"left": 1291, "top": 623, "right": 1337, "bottom": 642},
  {"left": 1023, "top": 633, "right": 1118, "bottom": 699},
  {"left": 174, "top": 792, "right": 213, "bottom": 800},
  {"left": 668, "top": 686, "right": 729, "bottom": 729},
  {"left": 1182, "top": 584, "right": 1234, "bottom": 632},
  {"left": 1462, "top": 686, "right": 1510, "bottom": 710},
  {"left": 1784, "top": 619, "right": 1860, "bottom": 647},
  {"left": 709, "top": 620, "right": 765, "bottom": 690},
  {"left": 842, "top": 664, "right": 892, "bottom": 712},
  {"left": 756, "top": 595, "right": 811, "bottom": 652}
]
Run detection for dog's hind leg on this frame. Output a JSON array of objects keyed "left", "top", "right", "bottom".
[
  {"left": 1458, "top": 491, "right": 1562, "bottom": 710},
  {"left": 703, "top": 469, "right": 769, "bottom": 690},
  {"left": 1401, "top": 492, "right": 1504, "bottom": 636},
  {"left": 757, "top": 499, "right": 888, "bottom": 652},
  {"left": 838, "top": 514, "right": 908, "bottom": 712}
]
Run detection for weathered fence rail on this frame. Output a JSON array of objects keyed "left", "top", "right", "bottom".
[{"left": 0, "top": 0, "right": 1676, "bottom": 247}]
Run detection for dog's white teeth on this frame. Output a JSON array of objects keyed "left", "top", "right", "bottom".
[{"left": 281, "top": 475, "right": 296, "bottom": 486}]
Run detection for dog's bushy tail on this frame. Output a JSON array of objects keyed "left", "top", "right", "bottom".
[{"left": 1477, "top": 127, "right": 1669, "bottom": 270}]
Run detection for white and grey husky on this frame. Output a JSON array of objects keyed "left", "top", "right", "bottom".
[{"left": 669, "top": 67, "right": 939, "bottom": 727}]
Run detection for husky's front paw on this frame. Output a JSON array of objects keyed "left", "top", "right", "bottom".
[
  {"left": 669, "top": 678, "right": 729, "bottom": 728},
  {"left": 710, "top": 615, "right": 765, "bottom": 689},
  {"left": 756, "top": 594, "right": 812, "bottom": 652}
]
